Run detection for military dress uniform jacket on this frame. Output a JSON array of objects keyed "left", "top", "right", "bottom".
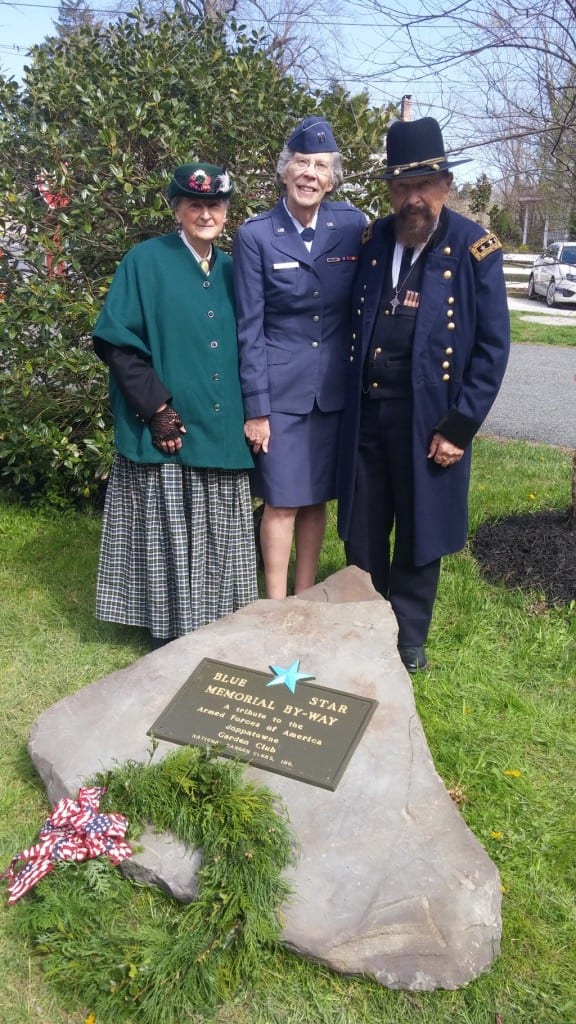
[
  {"left": 338, "top": 207, "right": 510, "bottom": 566},
  {"left": 93, "top": 233, "right": 252, "bottom": 470},
  {"left": 232, "top": 199, "right": 367, "bottom": 418}
]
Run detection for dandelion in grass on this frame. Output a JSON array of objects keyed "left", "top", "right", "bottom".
[
  {"left": 504, "top": 769, "right": 521, "bottom": 777},
  {"left": 491, "top": 831, "right": 504, "bottom": 840}
]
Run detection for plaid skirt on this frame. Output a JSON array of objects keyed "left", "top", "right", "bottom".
[{"left": 96, "top": 454, "right": 259, "bottom": 638}]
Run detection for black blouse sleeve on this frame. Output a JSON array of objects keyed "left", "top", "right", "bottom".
[{"left": 93, "top": 337, "right": 172, "bottom": 422}]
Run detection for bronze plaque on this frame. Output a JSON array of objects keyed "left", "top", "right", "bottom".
[{"left": 149, "top": 658, "right": 377, "bottom": 791}]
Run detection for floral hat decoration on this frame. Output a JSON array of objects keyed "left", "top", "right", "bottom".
[{"left": 168, "top": 162, "right": 234, "bottom": 201}]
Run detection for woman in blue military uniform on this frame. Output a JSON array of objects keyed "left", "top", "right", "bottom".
[{"left": 233, "top": 117, "right": 366, "bottom": 598}]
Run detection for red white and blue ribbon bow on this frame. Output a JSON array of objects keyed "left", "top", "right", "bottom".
[{"left": 1, "top": 786, "right": 132, "bottom": 904}]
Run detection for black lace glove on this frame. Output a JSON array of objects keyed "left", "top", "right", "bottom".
[{"left": 149, "top": 405, "right": 184, "bottom": 449}]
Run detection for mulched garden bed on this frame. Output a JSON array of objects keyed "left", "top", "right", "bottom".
[{"left": 471, "top": 509, "right": 576, "bottom": 607}]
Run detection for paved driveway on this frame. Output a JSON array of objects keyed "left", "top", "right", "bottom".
[{"left": 480, "top": 298, "right": 576, "bottom": 448}]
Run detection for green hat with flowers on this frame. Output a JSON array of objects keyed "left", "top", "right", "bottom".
[{"left": 168, "top": 162, "right": 233, "bottom": 201}]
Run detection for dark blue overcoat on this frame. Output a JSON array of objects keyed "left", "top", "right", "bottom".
[
  {"left": 233, "top": 198, "right": 367, "bottom": 418},
  {"left": 338, "top": 207, "right": 510, "bottom": 566}
]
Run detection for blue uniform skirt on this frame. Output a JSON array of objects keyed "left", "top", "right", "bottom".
[
  {"left": 250, "top": 404, "right": 342, "bottom": 507},
  {"left": 96, "top": 454, "right": 258, "bottom": 639}
]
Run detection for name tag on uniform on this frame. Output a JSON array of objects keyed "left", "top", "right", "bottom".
[{"left": 273, "top": 261, "right": 300, "bottom": 270}]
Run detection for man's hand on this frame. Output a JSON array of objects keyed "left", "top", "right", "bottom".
[
  {"left": 428, "top": 432, "right": 464, "bottom": 467},
  {"left": 244, "top": 416, "right": 270, "bottom": 454}
]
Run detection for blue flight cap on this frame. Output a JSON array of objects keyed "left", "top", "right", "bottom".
[{"left": 286, "top": 116, "right": 339, "bottom": 154}]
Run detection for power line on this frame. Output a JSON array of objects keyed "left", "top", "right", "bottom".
[{"left": 0, "top": 0, "right": 458, "bottom": 28}]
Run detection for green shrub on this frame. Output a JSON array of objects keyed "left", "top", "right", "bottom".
[{"left": 0, "top": 11, "right": 392, "bottom": 507}]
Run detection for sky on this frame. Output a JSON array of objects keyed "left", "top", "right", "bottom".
[
  {"left": 0, "top": 0, "right": 486, "bottom": 182},
  {"left": 0, "top": 0, "right": 57, "bottom": 74}
]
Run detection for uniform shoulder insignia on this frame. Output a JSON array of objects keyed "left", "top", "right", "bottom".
[
  {"left": 469, "top": 232, "right": 502, "bottom": 261},
  {"left": 362, "top": 224, "right": 373, "bottom": 245}
]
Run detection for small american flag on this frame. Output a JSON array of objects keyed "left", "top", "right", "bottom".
[{"left": 1, "top": 786, "right": 132, "bottom": 904}]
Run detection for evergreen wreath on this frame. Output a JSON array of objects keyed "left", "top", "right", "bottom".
[{"left": 11, "top": 745, "right": 296, "bottom": 1023}]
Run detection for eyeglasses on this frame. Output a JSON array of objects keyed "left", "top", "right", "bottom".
[{"left": 291, "top": 155, "right": 332, "bottom": 177}]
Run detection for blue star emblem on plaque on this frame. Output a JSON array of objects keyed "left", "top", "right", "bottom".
[{"left": 266, "top": 659, "right": 315, "bottom": 694}]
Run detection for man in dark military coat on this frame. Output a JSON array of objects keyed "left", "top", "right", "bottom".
[{"left": 338, "top": 117, "right": 510, "bottom": 672}]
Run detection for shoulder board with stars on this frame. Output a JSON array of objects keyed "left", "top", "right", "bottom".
[
  {"left": 469, "top": 232, "right": 502, "bottom": 261},
  {"left": 362, "top": 224, "right": 373, "bottom": 245}
]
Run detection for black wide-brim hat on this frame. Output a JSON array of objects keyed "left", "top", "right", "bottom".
[
  {"left": 168, "top": 162, "right": 233, "bottom": 201},
  {"left": 382, "top": 117, "right": 471, "bottom": 180}
]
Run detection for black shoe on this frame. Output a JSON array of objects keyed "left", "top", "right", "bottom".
[
  {"left": 398, "top": 645, "right": 429, "bottom": 673},
  {"left": 150, "top": 634, "right": 174, "bottom": 651}
]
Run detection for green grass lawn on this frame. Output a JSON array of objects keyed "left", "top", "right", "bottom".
[
  {"left": 1, "top": 437, "right": 575, "bottom": 1024},
  {"left": 509, "top": 309, "right": 576, "bottom": 345}
]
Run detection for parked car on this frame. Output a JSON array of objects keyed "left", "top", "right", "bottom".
[{"left": 528, "top": 241, "right": 576, "bottom": 307}]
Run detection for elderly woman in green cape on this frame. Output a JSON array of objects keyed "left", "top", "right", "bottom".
[{"left": 93, "top": 163, "right": 258, "bottom": 650}]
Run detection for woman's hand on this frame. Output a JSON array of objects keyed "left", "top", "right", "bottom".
[
  {"left": 244, "top": 416, "right": 270, "bottom": 454},
  {"left": 150, "top": 404, "right": 187, "bottom": 454}
]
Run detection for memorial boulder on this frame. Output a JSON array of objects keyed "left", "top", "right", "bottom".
[{"left": 28, "top": 567, "right": 501, "bottom": 990}]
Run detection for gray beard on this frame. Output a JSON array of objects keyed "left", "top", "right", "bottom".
[{"left": 394, "top": 206, "right": 436, "bottom": 247}]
